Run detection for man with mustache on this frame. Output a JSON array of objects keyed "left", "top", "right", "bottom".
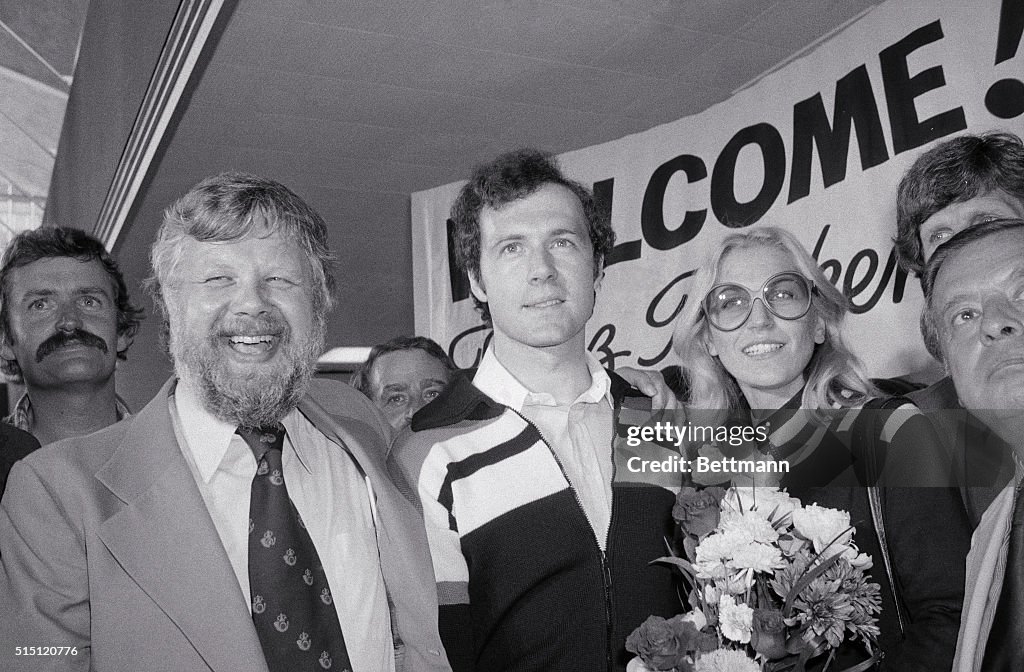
[
  {"left": 912, "top": 219, "right": 1024, "bottom": 670},
  {"left": 0, "top": 173, "right": 451, "bottom": 672},
  {"left": 0, "top": 227, "right": 141, "bottom": 447}
]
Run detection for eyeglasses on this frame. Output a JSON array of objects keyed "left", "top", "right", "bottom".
[{"left": 702, "top": 272, "right": 817, "bottom": 332}]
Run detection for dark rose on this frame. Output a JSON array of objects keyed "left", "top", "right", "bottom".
[
  {"left": 625, "top": 615, "right": 697, "bottom": 671},
  {"left": 751, "top": 608, "right": 788, "bottom": 660},
  {"left": 672, "top": 487, "right": 725, "bottom": 538}
]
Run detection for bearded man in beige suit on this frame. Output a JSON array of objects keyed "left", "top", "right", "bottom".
[{"left": 0, "top": 173, "right": 452, "bottom": 672}]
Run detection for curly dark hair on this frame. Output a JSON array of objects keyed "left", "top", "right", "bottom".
[
  {"left": 0, "top": 226, "right": 143, "bottom": 382},
  {"left": 448, "top": 148, "right": 615, "bottom": 322},
  {"left": 350, "top": 335, "right": 457, "bottom": 397},
  {"left": 895, "top": 131, "right": 1024, "bottom": 276}
]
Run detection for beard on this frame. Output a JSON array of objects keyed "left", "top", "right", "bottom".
[{"left": 170, "top": 313, "right": 325, "bottom": 428}]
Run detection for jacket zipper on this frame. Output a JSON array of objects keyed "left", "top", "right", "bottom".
[
  {"left": 603, "top": 401, "right": 622, "bottom": 672},
  {"left": 508, "top": 406, "right": 616, "bottom": 672}
]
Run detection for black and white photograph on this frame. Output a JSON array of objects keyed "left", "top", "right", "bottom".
[{"left": 1, "top": 1, "right": 1023, "bottom": 670}]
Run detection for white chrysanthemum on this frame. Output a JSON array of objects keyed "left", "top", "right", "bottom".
[
  {"left": 696, "top": 514, "right": 782, "bottom": 581},
  {"left": 792, "top": 503, "right": 852, "bottom": 555},
  {"left": 728, "top": 541, "right": 783, "bottom": 573},
  {"left": 694, "top": 533, "right": 739, "bottom": 579},
  {"left": 717, "top": 594, "right": 754, "bottom": 644},
  {"left": 694, "top": 648, "right": 760, "bottom": 672},
  {"left": 719, "top": 509, "right": 779, "bottom": 545}
]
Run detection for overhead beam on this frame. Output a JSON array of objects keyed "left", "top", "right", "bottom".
[{"left": 94, "top": 0, "right": 229, "bottom": 250}]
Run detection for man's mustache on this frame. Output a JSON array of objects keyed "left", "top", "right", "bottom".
[{"left": 36, "top": 329, "right": 109, "bottom": 362}]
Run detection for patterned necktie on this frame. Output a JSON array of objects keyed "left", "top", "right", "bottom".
[
  {"left": 239, "top": 425, "right": 354, "bottom": 672},
  {"left": 982, "top": 481, "right": 1024, "bottom": 670}
]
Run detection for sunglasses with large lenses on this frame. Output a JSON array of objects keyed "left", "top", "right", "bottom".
[{"left": 702, "top": 272, "right": 816, "bottom": 332}]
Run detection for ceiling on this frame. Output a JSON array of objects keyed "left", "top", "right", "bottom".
[
  {"left": 185, "top": 0, "right": 880, "bottom": 195},
  {"left": 0, "top": 0, "right": 86, "bottom": 241},
  {"left": 34, "top": 0, "right": 883, "bottom": 406}
]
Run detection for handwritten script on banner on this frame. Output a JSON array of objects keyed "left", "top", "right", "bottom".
[{"left": 411, "top": 0, "right": 1024, "bottom": 379}]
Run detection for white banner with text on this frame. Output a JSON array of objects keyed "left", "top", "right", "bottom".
[{"left": 412, "top": 0, "right": 1024, "bottom": 379}]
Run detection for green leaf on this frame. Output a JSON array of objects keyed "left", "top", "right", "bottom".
[
  {"left": 683, "top": 535, "right": 698, "bottom": 562},
  {"left": 653, "top": 555, "right": 697, "bottom": 576}
]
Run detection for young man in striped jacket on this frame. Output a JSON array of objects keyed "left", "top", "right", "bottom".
[{"left": 391, "top": 149, "right": 679, "bottom": 672}]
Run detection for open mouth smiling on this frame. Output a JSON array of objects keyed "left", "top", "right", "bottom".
[
  {"left": 743, "top": 342, "right": 784, "bottom": 357},
  {"left": 226, "top": 334, "right": 280, "bottom": 353}
]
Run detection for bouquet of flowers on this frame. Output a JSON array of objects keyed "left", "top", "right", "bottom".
[{"left": 626, "top": 486, "right": 881, "bottom": 672}]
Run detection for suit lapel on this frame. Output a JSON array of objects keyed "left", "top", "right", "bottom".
[
  {"left": 298, "top": 394, "right": 385, "bottom": 481},
  {"left": 299, "top": 391, "right": 446, "bottom": 668},
  {"left": 96, "top": 379, "right": 268, "bottom": 672}
]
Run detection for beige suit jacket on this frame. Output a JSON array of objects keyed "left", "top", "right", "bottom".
[
  {"left": 953, "top": 483, "right": 1014, "bottom": 671},
  {"left": 0, "top": 377, "right": 451, "bottom": 672}
]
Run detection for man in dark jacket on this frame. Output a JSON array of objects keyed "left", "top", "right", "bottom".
[
  {"left": 916, "top": 220, "right": 1024, "bottom": 670},
  {"left": 894, "top": 132, "right": 1024, "bottom": 525},
  {"left": 0, "top": 421, "right": 39, "bottom": 496},
  {"left": 391, "top": 150, "right": 679, "bottom": 672}
]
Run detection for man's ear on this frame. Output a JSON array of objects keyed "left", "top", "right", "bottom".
[
  {"left": 814, "top": 316, "right": 826, "bottom": 345},
  {"left": 116, "top": 331, "right": 132, "bottom": 358},
  {"left": 593, "top": 263, "right": 605, "bottom": 292},
  {"left": 0, "top": 335, "right": 14, "bottom": 362},
  {"left": 706, "top": 336, "right": 718, "bottom": 358},
  {"left": 468, "top": 272, "right": 487, "bottom": 303}
]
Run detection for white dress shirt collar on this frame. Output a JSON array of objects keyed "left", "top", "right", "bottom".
[
  {"left": 473, "top": 346, "right": 611, "bottom": 411},
  {"left": 172, "top": 378, "right": 313, "bottom": 482}
]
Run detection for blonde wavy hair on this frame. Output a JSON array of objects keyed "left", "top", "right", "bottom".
[{"left": 672, "top": 226, "right": 877, "bottom": 416}]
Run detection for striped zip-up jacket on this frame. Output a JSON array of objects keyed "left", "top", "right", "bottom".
[{"left": 389, "top": 369, "right": 680, "bottom": 672}]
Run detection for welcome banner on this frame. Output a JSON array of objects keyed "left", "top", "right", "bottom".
[{"left": 411, "top": 0, "right": 1024, "bottom": 378}]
